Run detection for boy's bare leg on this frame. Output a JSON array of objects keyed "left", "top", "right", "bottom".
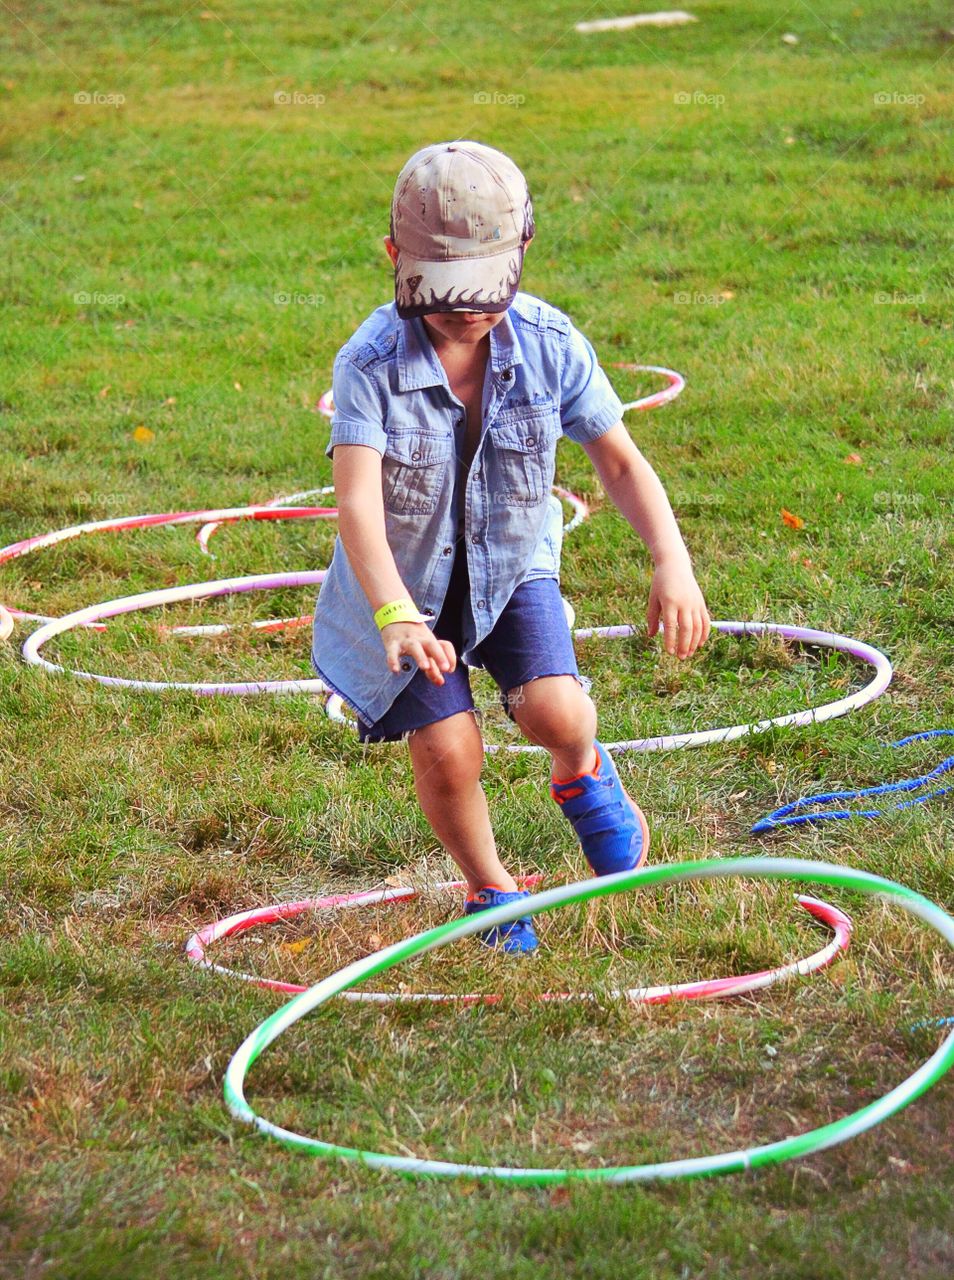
[
  {"left": 506, "top": 675, "right": 598, "bottom": 779},
  {"left": 407, "top": 711, "right": 519, "bottom": 895}
]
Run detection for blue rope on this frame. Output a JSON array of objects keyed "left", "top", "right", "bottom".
[
  {"left": 910, "top": 1016, "right": 954, "bottom": 1032},
  {"left": 751, "top": 729, "right": 954, "bottom": 834}
]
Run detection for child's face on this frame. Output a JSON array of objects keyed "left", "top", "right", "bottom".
[
  {"left": 421, "top": 309, "right": 505, "bottom": 346},
  {"left": 383, "top": 235, "right": 530, "bottom": 346}
]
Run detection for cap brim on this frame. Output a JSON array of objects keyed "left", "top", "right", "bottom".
[{"left": 394, "top": 245, "right": 524, "bottom": 319}]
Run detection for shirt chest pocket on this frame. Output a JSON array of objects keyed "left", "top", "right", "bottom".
[
  {"left": 487, "top": 405, "right": 561, "bottom": 507},
  {"left": 382, "top": 431, "right": 453, "bottom": 515}
]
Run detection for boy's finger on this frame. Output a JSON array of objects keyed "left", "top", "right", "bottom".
[
  {"left": 663, "top": 606, "right": 678, "bottom": 654},
  {"left": 646, "top": 594, "right": 661, "bottom": 638},
  {"left": 688, "top": 611, "right": 703, "bottom": 657},
  {"left": 400, "top": 640, "right": 430, "bottom": 672},
  {"left": 408, "top": 644, "right": 446, "bottom": 685},
  {"left": 428, "top": 653, "right": 446, "bottom": 685},
  {"left": 427, "top": 640, "right": 451, "bottom": 671},
  {"left": 440, "top": 640, "right": 458, "bottom": 671},
  {"left": 681, "top": 611, "right": 697, "bottom": 658}
]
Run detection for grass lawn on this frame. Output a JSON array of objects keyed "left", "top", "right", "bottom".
[{"left": 1, "top": 2, "right": 953, "bottom": 1276}]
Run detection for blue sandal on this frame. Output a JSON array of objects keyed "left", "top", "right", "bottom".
[
  {"left": 463, "top": 888, "right": 539, "bottom": 953},
  {"left": 550, "top": 741, "right": 650, "bottom": 876}
]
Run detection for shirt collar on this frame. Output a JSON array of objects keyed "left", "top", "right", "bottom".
[{"left": 396, "top": 308, "right": 524, "bottom": 393}]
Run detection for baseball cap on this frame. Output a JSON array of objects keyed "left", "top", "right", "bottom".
[{"left": 389, "top": 140, "right": 534, "bottom": 320}]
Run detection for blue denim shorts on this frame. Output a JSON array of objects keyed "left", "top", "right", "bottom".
[{"left": 359, "top": 537, "right": 581, "bottom": 743}]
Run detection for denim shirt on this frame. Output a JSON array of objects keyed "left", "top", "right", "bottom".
[{"left": 311, "top": 290, "right": 624, "bottom": 726}]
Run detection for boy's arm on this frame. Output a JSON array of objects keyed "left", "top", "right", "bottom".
[
  {"left": 581, "top": 422, "right": 710, "bottom": 660},
  {"left": 333, "top": 444, "right": 455, "bottom": 685}
]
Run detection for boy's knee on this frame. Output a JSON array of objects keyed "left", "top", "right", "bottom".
[
  {"left": 408, "top": 712, "right": 483, "bottom": 792},
  {"left": 509, "top": 675, "right": 595, "bottom": 745}
]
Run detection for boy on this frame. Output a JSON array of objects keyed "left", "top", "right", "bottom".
[{"left": 312, "top": 140, "right": 710, "bottom": 953}]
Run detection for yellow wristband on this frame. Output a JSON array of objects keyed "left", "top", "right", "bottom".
[{"left": 374, "top": 599, "right": 429, "bottom": 630}]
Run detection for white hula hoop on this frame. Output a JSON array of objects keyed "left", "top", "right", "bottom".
[
  {"left": 326, "top": 621, "right": 892, "bottom": 753},
  {"left": 20, "top": 571, "right": 330, "bottom": 697}
]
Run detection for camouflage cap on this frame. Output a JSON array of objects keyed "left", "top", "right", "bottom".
[{"left": 390, "top": 140, "right": 534, "bottom": 319}]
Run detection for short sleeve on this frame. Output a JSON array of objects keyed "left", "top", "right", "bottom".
[
  {"left": 559, "top": 323, "right": 625, "bottom": 444},
  {"left": 325, "top": 353, "right": 388, "bottom": 459}
]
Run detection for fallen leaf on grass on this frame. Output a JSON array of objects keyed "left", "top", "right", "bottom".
[
  {"left": 278, "top": 937, "right": 313, "bottom": 956},
  {"left": 781, "top": 509, "right": 804, "bottom": 529},
  {"left": 844, "top": 453, "right": 862, "bottom": 464},
  {"left": 132, "top": 425, "right": 154, "bottom": 442}
]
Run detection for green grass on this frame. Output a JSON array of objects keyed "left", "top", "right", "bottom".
[{"left": 2, "top": 1, "right": 953, "bottom": 1276}]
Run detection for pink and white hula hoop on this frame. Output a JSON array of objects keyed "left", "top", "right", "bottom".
[
  {"left": 551, "top": 485, "right": 589, "bottom": 535},
  {"left": 196, "top": 486, "right": 338, "bottom": 558},
  {"left": 325, "top": 620, "right": 892, "bottom": 751},
  {"left": 0, "top": 604, "right": 12, "bottom": 642},
  {"left": 197, "top": 483, "right": 588, "bottom": 558},
  {"left": 0, "top": 508, "right": 333, "bottom": 632},
  {"left": 20, "top": 571, "right": 328, "bottom": 696},
  {"left": 185, "top": 878, "right": 851, "bottom": 1004},
  {"left": 612, "top": 363, "right": 686, "bottom": 413},
  {"left": 315, "top": 364, "right": 685, "bottom": 423}
]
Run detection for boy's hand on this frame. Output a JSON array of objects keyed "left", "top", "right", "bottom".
[
  {"left": 647, "top": 558, "right": 711, "bottom": 660},
  {"left": 381, "top": 622, "right": 457, "bottom": 685}
]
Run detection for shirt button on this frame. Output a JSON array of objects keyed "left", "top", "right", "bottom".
[
  {"left": 471, "top": 533, "right": 481, "bottom": 544},
  {"left": 476, "top": 599, "right": 486, "bottom": 609},
  {"left": 411, "top": 450, "right": 421, "bottom": 461},
  {"left": 526, "top": 436, "right": 536, "bottom": 447},
  {"left": 473, "top": 467, "right": 481, "bottom": 479},
  {"left": 442, "top": 545, "right": 453, "bottom": 556},
  {"left": 501, "top": 369, "right": 514, "bottom": 382},
  {"left": 456, "top": 416, "right": 464, "bottom": 427},
  {"left": 400, "top": 660, "right": 412, "bottom": 672}
]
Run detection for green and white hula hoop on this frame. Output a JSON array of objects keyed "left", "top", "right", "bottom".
[{"left": 225, "top": 857, "right": 953, "bottom": 1184}]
